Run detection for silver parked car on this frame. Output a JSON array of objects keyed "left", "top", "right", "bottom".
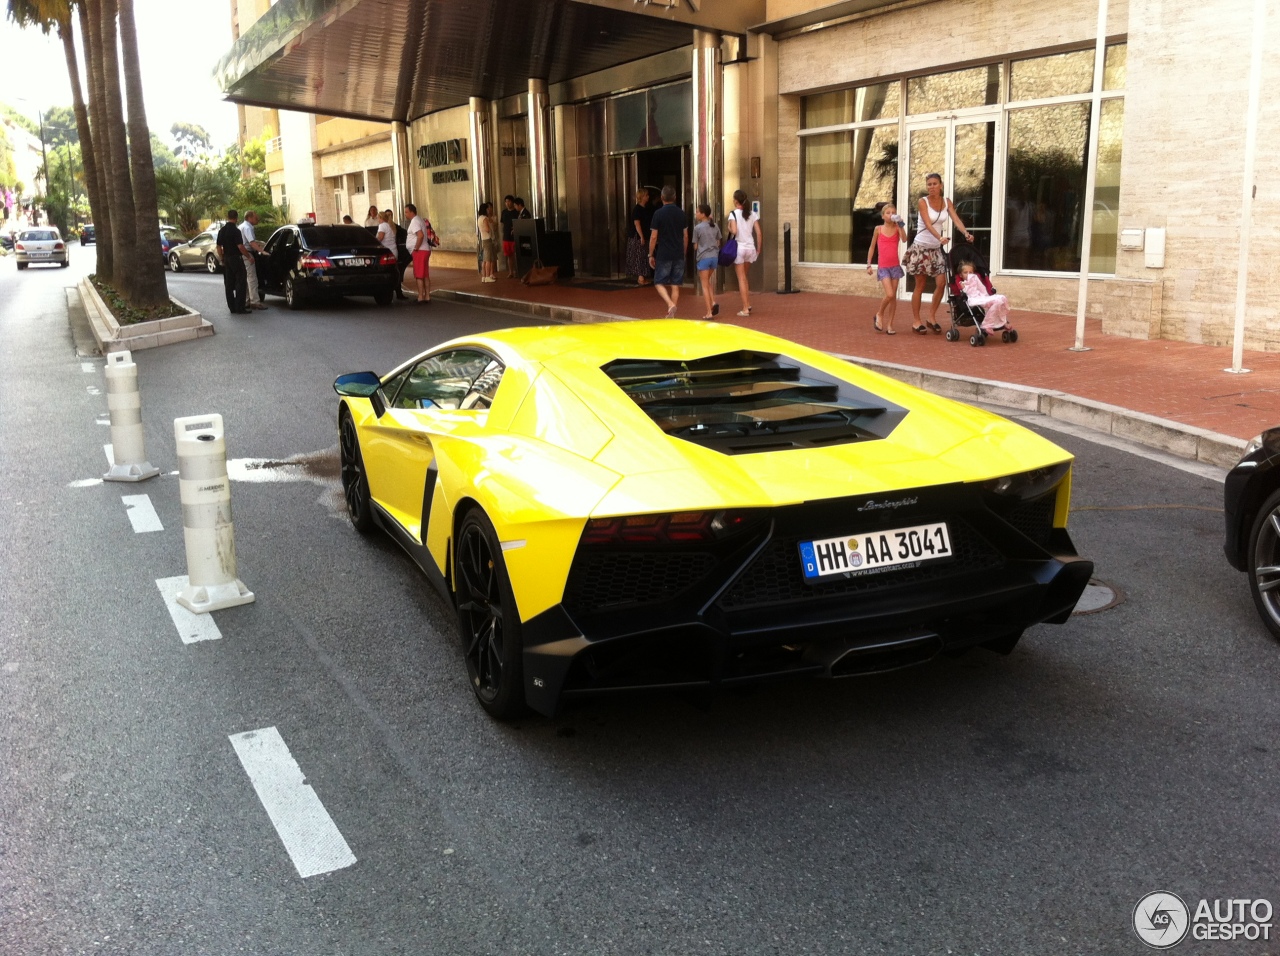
[
  {"left": 15, "top": 227, "right": 70, "bottom": 269},
  {"left": 167, "top": 228, "right": 223, "bottom": 274}
]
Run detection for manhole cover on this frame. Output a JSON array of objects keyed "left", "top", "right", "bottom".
[{"left": 1073, "top": 577, "right": 1124, "bottom": 614}]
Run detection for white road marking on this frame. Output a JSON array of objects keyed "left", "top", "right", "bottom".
[
  {"left": 228, "top": 727, "right": 357, "bottom": 879},
  {"left": 81, "top": 362, "right": 95, "bottom": 373},
  {"left": 67, "top": 478, "right": 103, "bottom": 488},
  {"left": 103, "top": 444, "right": 115, "bottom": 467},
  {"left": 122, "top": 494, "right": 163, "bottom": 533},
  {"left": 86, "top": 385, "right": 101, "bottom": 395},
  {"left": 154, "top": 576, "right": 221, "bottom": 644}
]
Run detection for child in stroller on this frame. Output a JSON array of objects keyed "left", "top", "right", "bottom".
[{"left": 945, "top": 244, "right": 1018, "bottom": 346}]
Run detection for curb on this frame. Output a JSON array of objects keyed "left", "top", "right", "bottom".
[
  {"left": 79, "top": 277, "right": 214, "bottom": 353},
  {"left": 433, "top": 286, "right": 1248, "bottom": 470}
]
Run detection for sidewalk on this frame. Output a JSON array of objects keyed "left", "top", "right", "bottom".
[{"left": 429, "top": 267, "right": 1276, "bottom": 466}]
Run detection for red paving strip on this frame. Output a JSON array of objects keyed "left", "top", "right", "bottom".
[{"left": 431, "top": 268, "right": 1277, "bottom": 440}]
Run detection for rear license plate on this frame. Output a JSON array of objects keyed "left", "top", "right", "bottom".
[
  {"left": 799, "top": 521, "right": 952, "bottom": 582},
  {"left": 30, "top": 252, "right": 49, "bottom": 257},
  {"left": 342, "top": 258, "right": 370, "bottom": 267}
]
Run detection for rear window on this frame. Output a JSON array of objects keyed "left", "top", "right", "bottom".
[
  {"left": 299, "top": 225, "right": 381, "bottom": 249},
  {"left": 601, "top": 350, "right": 908, "bottom": 454},
  {"left": 20, "top": 230, "right": 57, "bottom": 241}
]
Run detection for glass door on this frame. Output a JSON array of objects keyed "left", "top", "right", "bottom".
[{"left": 902, "top": 115, "right": 999, "bottom": 292}]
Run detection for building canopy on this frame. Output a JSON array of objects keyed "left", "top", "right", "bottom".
[{"left": 214, "top": 0, "right": 764, "bottom": 123}]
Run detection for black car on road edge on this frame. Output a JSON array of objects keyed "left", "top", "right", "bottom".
[
  {"left": 258, "top": 223, "right": 398, "bottom": 309},
  {"left": 1225, "top": 426, "right": 1280, "bottom": 639}
]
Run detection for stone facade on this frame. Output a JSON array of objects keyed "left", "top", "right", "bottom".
[{"left": 774, "top": 0, "right": 1278, "bottom": 351}]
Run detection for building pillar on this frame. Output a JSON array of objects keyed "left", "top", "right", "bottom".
[
  {"left": 527, "top": 78, "right": 551, "bottom": 220},
  {"left": 391, "top": 120, "right": 413, "bottom": 212},
  {"left": 691, "top": 29, "right": 722, "bottom": 218},
  {"left": 469, "top": 97, "right": 495, "bottom": 215}
]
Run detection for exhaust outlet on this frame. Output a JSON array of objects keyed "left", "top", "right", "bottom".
[{"left": 807, "top": 631, "right": 943, "bottom": 677}]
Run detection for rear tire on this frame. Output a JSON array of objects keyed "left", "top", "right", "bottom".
[
  {"left": 374, "top": 288, "right": 393, "bottom": 307},
  {"left": 16, "top": 262, "right": 26, "bottom": 270},
  {"left": 1009, "top": 329, "right": 1019, "bottom": 343},
  {"left": 970, "top": 333, "right": 979, "bottom": 346},
  {"left": 285, "top": 275, "right": 305, "bottom": 310},
  {"left": 169, "top": 253, "right": 182, "bottom": 273},
  {"left": 60, "top": 260, "right": 69, "bottom": 268},
  {"left": 455, "top": 509, "right": 527, "bottom": 720},
  {"left": 945, "top": 328, "right": 958, "bottom": 342},
  {"left": 981, "top": 630, "right": 1024, "bottom": 655},
  {"left": 205, "top": 254, "right": 219, "bottom": 274}
]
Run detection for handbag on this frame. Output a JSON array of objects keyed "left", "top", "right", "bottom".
[
  {"left": 718, "top": 236, "right": 738, "bottom": 268},
  {"left": 521, "top": 259, "right": 559, "bottom": 286}
]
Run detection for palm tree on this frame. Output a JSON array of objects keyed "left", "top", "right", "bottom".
[
  {"left": 78, "top": 0, "right": 114, "bottom": 281},
  {"left": 155, "top": 164, "right": 231, "bottom": 236},
  {"left": 89, "top": 0, "right": 139, "bottom": 298},
  {"left": 116, "top": 0, "right": 166, "bottom": 306}
]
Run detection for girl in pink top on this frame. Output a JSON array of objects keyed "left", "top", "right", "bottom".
[
  {"left": 957, "top": 261, "right": 1010, "bottom": 332},
  {"left": 865, "top": 202, "right": 907, "bottom": 334}
]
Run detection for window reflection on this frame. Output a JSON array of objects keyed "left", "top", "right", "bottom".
[
  {"left": 1090, "top": 98, "right": 1125, "bottom": 273},
  {"left": 907, "top": 65, "right": 1000, "bottom": 114},
  {"left": 801, "top": 126, "right": 898, "bottom": 263},
  {"left": 1104, "top": 43, "right": 1127, "bottom": 90},
  {"left": 802, "top": 82, "right": 899, "bottom": 129},
  {"left": 1010, "top": 49, "right": 1094, "bottom": 101},
  {"left": 1004, "top": 102, "right": 1089, "bottom": 271}
]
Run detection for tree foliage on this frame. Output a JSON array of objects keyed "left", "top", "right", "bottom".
[
  {"left": 44, "top": 104, "right": 78, "bottom": 146},
  {"left": 154, "top": 162, "right": 230, "bottom": 235},
  {"left": 171, "top": 121, "right": 211, "bottom": 160}
]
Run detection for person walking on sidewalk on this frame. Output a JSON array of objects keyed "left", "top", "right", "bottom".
[
  {"left": 216, "top": 210, "right": 249, "bottom": 314},
  {"left": 405, "top": 203, "right": 432, "bottom": 304},
  {"left": 904, "top": 172, "right": 973, "bottom": 334},
  {"left": 477, "top": 202, "right": 498, "bottom": 282},
  {"left": 240, "top": 210, "right": 268, "bottom": 311},
  {"left": 648, "top": 186, "right": 687, "bottom": 318},
  {"left": 727, "top": 189, "right": 761, "bottom": 316},
  {"left": 693, "top": 204, "right": 721, "bottom": 320},
  {"left": 865, "top": 202, "right": 906, "bottom": 334}
]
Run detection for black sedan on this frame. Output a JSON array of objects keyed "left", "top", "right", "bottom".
[
  {"left": 257, "top": 223, "right": 398, "bottom": 309},
  {"left": 80, "top": 223, "right": 95, "bottom": 245},
  {"left": 1225, "top": 426, "right": 1280, "bottom": 638}
]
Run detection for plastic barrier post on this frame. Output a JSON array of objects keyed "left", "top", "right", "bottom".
[
  {"left": 102, "top": 350, "right": 160, "bottom": 482},
  {"left": 173, "top": 413, "right": 255, "bottom": 613}
]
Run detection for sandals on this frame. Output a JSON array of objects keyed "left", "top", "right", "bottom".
[
  {"left": 874, "top": 317, "right": 885, "bottom": 333},
  {"left": 737, "top": 309, "right": 751, "bottom": 317},
  {"left": 928, "top": 321, "right": 943, "bottom": 333},
  {"left": 912, "top": 324, "right": 928, "bottom": 334},
  {"left": 885, "top": 329, "right": 897, "bottom": 335}
]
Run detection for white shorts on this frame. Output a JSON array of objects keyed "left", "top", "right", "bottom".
[{"left": 735, "top": 246, "right": 758, "bottom": 266}]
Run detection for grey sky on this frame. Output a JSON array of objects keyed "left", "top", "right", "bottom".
[{"left": 0, "top": 0, "right": 241, "bottom": 149}]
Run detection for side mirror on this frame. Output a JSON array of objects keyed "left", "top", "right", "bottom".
[{"left": 333, "top": 371, "right": 382, "bottom": 397}]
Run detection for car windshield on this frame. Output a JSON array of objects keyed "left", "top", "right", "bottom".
[
  {"left": 299, "top": 225, "right": 381, "bottom": 248},
  {"left": 601, "top": 350, "right": 908, "bottom": 454},
  {"left": 20, "top": 230, "right": 57, "bottom": 241}
]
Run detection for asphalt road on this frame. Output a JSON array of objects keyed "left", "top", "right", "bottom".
[{"left": 1, "top": 249, "right": 1275, "bottom": 955}]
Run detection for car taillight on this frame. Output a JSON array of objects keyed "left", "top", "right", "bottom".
[
  {"left": 378, "top": 251, "right": 397, "bottom": 266},
  {"left": 300, "top": 255, "right": 333, "bottom": 269},
  {"left": 582, "top": 510, "right": 761, "bottom": 546},
  {"left": 54, "top": 242, "right": 64, "bottom": 250},
  {"left": 14, "top": 243, "right": 23, "bottom": 251}
]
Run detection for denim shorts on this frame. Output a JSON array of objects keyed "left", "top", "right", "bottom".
[
  {"left": 877, "top": 265, "right": 904, "bottom": 280},
  {"left": 697, "top": 257, "right": 717, "bottom": 272},
  {"left": 653, "top": 258, "right": 685, "bottom": 286}
]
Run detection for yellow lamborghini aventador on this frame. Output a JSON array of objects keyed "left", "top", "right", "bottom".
[{"left": 333, "top": 320, "right": 1092, "bottom": 719}]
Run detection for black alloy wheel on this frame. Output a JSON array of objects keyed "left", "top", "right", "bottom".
[
  {"left": 455, "top": 510, "right": 526, "bottom": 719},
  {"left": 205, "top": 253, "right": 219, "bottom": 274},
  {"left": 169, "top": 253, "right": 182, "bottom": 273},
  {"left": 1248, "top": 488, "right": 1280, "bottom": 640},
  {"left": 338, "top": 413, "right": 374, "bottom": 534}
]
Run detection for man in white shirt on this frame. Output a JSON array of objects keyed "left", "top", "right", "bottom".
[
  {"left": 240, "top": 211, "right": 268, "bottom": 310},
  {"left": 404, "top": 203, "right": 431, "bottom": 303}
]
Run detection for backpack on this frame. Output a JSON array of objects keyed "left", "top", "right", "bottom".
[{"left": 425, "top": 220, "right": 441, "bottom": 248}]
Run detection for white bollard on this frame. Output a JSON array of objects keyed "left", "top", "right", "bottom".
[
  {"left": 102, "top": 350, "right": 160, "bottom": 482},
  {"left": 173, "top": 414, "right": 254, "bottom": 614}
]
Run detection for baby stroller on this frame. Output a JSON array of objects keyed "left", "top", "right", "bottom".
[{"left": 943, "top": 243, "right": 1018, "bottom": 347}]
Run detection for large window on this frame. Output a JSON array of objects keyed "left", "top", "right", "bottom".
[{"left": 798, "top": 43, "right": 1126, "bottom": 275}]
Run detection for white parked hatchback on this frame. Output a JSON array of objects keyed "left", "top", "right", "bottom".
[{"left": 15, "top": 227, "right": 70, "bottom": 269}]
